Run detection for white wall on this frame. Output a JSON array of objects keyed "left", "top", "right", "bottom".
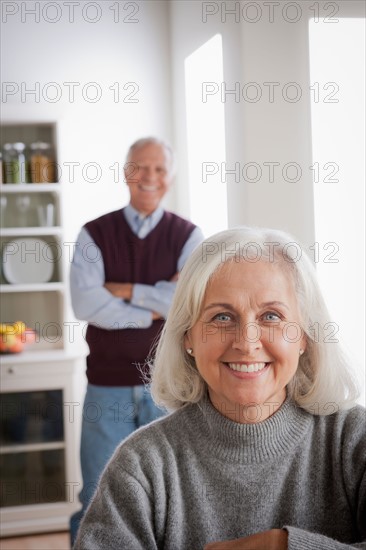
[
  {"left": 169, "top": 0, "right": 364, "bottom": 246},
  {"left": 309, "top": 10, "right": 365, "bottom": 400},
  {"left": 169, "top": 0, "right": 315, "bottom": 245}
]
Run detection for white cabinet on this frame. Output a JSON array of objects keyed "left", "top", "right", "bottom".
[
  {"left": 0, "top": 354, "right": 82, "bottom": 536},
  {"left": 0, "top": 124, "right": 82, "bottom": 536}
]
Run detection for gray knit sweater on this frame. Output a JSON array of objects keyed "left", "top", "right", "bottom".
[{"left": 74, "top": 396, "right": 366, "bottom": 550}]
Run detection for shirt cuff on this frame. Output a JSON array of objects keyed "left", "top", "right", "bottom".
[
  {"left": 114, "top": 299, "right": 153, "bottom": 329},
  {"left": 131, "top": 283, "right": 151, "bottom": 309}
]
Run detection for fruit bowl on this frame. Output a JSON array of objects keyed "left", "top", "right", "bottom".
[{"left": 0, "top": 322, "right": 37, "bottom": 354}]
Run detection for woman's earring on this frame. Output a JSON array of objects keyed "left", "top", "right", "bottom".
[
  {"left": 186, "top": 348, "right": 193, "bottom": 355},
  {"left": 299, "top": 349, "right": 304, "bottom": 355}
]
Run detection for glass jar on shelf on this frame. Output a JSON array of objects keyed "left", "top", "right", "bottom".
[
  {"left": 0, "top": 151, "right": 3, "bottom": 184},
  {"left": 15, "top": 194, "right": 32, "bottom": 227},
  {"left": 29, "top": 142, "right": 56, "bottom": 183},
  {"left": 0, "top": 195, "right": 7, "bottom": 227},
  {"left": 3, "top": 143, "right": 29, "bottom": 184}
]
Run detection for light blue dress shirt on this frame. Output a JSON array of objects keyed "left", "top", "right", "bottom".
[{"left": 70, "top": 204, "right": 204, "bottom": 330}]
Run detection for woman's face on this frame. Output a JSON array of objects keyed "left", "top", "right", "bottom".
[{"left": 185, "top": 260, "right": 307, "bottom": 424}]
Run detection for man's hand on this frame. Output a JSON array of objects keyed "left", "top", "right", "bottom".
[
  {"left": 104, "top": 283, "right": 163, "bottom": 320},
  {"left": 204, "top": 529, "right": 288, "bottom": 550},
  {"left": 104, "top": 283, "right": 133, "bottom": 301},
  {"left": 152, "top": 312, "right": 163, "bottom": 321}
]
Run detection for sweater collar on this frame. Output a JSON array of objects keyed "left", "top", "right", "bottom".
[{"left": 191, "top": 392, "right": 311, "bottom": 463}]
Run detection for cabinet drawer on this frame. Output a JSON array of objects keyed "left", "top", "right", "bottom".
[{"left": 0, "top": 359, "right": 75, "bottom": 393}]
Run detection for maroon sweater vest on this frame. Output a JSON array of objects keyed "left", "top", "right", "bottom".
[{"left": 84, "top": 209, "right": 196, "bottom": 386}]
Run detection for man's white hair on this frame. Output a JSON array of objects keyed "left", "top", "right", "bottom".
[{"left": 125, "top": 137, "right": 175, "bottom": 174}]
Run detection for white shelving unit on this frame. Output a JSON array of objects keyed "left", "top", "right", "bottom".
[
  {"left": 1, "top": 181, "right": 65, "bottom": 352},
  {"left": 0, "top": 124, "right": 81, "bottom": 536}
]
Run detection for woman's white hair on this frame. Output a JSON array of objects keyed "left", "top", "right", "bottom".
[{"left": 149, "top": 226, "right": 360, "bottom": 415}]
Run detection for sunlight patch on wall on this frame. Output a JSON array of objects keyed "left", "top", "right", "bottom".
[
  {"left": 185, "top": 34, "right": 227, "bottom": 237},
  {"left": 309, "top": 18, "right": 365, "bottom": 402}
]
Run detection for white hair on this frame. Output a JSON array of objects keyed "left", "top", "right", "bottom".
[
  {"left": 149, "top": 226, "right": 360, "bottom": 415},
  {"left": 125, "top": 137, "right": 175, "bottom": 175}
]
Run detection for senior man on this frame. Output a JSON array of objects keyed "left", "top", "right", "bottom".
[{"left": 69, "top": 137, "right": 203, "bottom": 543}]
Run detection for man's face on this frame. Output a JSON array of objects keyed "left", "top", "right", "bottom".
[{"left": 125, "top": 143, "right": 172, "bottom": 215}]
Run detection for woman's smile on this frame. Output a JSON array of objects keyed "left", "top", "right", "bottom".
[{"left": 223, "top": 361, "right": 271, "bottom": 378}]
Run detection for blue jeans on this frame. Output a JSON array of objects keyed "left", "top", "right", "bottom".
[{"left": 69, "top": 383, "right": 165, "bottom": 546}]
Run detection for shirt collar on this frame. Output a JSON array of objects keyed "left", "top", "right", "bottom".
[{"left": 124, "top": 203, "right": 165, "bottom": 231}]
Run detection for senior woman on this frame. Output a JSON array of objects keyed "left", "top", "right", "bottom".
[{"left": 74, "top": 227, "right": 365, "bottom": 550}]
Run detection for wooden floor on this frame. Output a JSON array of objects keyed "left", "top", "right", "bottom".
[{"left": 0, "top": 531, "right": 70, "bottom": 550}]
